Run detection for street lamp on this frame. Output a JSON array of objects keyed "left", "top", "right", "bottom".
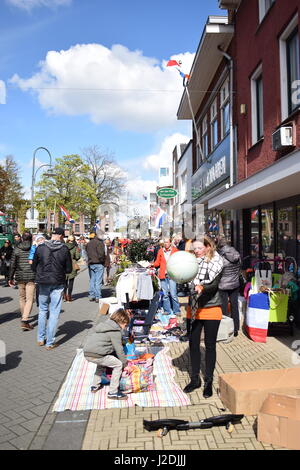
[{"left": 30, "top": 147, "right": 54, "bottom": 230}]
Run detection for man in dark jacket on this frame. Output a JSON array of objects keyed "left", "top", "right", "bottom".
[
  {"left": 32, "top": 227, "right": 72, "bottom": 349},
  {"left": 8, "top": 232, "right": 36, "bottom": 331},
  {"left": 86, "top": 232, "right": 105, "bottom": 302},
  {"left": 217, "top": 237, "right": 241, "bottom": 337}
]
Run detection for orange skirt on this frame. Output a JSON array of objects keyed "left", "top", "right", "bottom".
[{"left": 186, "top": 305, "right": 222, "bottom": 321}]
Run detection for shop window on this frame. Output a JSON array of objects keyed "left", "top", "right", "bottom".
[
  {"left": 261, "top": 207, "right": 274, "bottom": 258},
  {"left": 250, "top": 208, "right": 259, "bottom": 257},
  {"left": 297, "top": 206, "right": 300, "bottom": 274},
  {"left": 277, "top": 206, "right": 294, "bottom": 258},
  {"left": 75, "top": 224, "right": 80, "bottom": 233},
  {"left": 205, "top": 210, "right": 231, "bottom": 240}
]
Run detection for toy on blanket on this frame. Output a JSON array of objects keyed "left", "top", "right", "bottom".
[{"left": 119, "top": 354, "right": 155, "bottom": 393}]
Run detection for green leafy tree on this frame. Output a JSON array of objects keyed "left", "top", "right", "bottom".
[
  {"left": 1, "top": 155, "right": 24, "bottom": 218},
  {"left": 0, "top": 165, "right": 9, "bottom": 210},
  {"left": 35, "top": 154, "right": 99, "bottom": 227}
]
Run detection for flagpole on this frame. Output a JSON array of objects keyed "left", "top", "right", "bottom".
[
  {"left": 53, "top": 199, "right": 56, "bottom": 233},
  {"left": 184, "top": 81, "right": 204, "bottom": 161}
]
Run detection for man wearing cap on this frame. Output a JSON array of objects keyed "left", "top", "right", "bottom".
[
  {"left": 86, "top": 232, "right": 105, "bottom": 302},
  {"left": 32, "top": 227, "right": 72, "bottom": 350}
]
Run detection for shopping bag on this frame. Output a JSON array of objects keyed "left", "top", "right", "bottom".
[
  {"left": 119, "top": 356, "right": 155, "bottom": 393},
  {"left": 253, "top": 269, "right": 272, "bottom": 293},
  {"left": 269, "top": 292, "right": 289, "bottom": 322},
  {"left": 245, "top": 293, "right": 270, "bottom": 343}
]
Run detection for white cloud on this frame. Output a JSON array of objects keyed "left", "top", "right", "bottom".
[
  {"left": 143, "top": 133, "right": 190, "bottom": 171},
  {"left": 6, "top": 0, "right": 72, "bottom": 10},
  {"left": 10, "top": 44, "right": 195, "bottom": 132},
  {"left": 26, "top": 157, "right": 45, "bottom": 169},
  {"left": 23, "top": 186, "right": 31, "bottom": 200},
  {"left": 0, "top": 81, "right": 6, "bottom": 104}
]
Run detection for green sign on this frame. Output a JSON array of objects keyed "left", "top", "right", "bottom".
[{"left": 156, "top": 187, "right": 178, "bottom": 199}]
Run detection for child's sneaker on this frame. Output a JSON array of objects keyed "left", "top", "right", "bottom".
[
  {"left": 107, "top": 391, "right": 128, "bottom": 400},
  {"left": 90, "top": 384, "right": 103, "bottom": 393}
]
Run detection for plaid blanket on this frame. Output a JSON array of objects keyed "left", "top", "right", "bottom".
[{"left": 53, "top": 347, "right": 190, "bottom": 411}]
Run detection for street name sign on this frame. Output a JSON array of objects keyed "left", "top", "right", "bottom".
[{"left": 25, "top": 219, "right": 38, "bottom": 228}]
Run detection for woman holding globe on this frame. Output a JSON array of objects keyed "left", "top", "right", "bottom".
[{"left": 181, "top": 235, "right": 224, "bottom": 398}]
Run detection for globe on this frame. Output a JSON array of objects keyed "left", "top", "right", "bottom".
[{"left": 166, "top": 251, "right": 199, "bottom": 283}]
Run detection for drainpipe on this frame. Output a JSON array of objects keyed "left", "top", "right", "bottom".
[{"left": 218, "top": 46, "right": 234, "bottom": 188}]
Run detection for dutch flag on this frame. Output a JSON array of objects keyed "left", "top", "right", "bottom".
[
  {"left": 154, "top": 207, "right": 167, "bottom": 229},
  {"left": 60, "top": 206, "right": 75, "bottom": 223}
]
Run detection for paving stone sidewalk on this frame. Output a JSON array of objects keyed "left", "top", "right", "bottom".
[
  {"left": 82, "top": 301, "right": 300, "bottom": 451},
  {"left": 1, "top": 266, "right": 299, "bottom": 451},
  {"left": 0, "top": 265, "right": 106, "bottom": 450}
]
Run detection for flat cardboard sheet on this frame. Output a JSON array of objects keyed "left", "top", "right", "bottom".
[{"left": 219, "top": 368, "right": 300, "bottom": 415}]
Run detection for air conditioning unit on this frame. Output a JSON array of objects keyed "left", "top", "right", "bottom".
[{"left": 272, "top": 126, "right": 293, "bottom": 151}]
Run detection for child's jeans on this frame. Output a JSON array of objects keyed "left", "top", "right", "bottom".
[{"left": 86, "top": 355, "right": 123, "bottom": 394}]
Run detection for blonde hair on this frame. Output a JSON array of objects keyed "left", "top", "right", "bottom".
[
  {"left": 193, "top": 235, "right": 216, "bottom": 260},
  {"left": 110, "top": 309, "right": 130, "bottom": 326}
]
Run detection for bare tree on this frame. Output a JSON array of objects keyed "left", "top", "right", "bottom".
[{"left": 81, "top": 145, "right": 126, "bottom": 225}]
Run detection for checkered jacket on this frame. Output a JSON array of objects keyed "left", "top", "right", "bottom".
[{"left": 193, "top": 252, "right": 224, "bottom": 286}]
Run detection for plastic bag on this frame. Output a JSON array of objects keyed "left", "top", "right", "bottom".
[{"left": 119, "top": 356, "right": 155, "bottom": 393}]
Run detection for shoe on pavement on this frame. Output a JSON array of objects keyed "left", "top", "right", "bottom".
[
  {"left": 45, "top": 343, "right": 58, "bottom": 350},
  {"left": 21, "top": 321, "right": 34, "bottom": 331},
  {"left": 203, "top": 379, "right": 213, "bottom": 399},
  {"left": 183, "top": 376, "right": 201, "bottom": 393},
  {"left": 37, "top": 340, "right": 45, "bottom": 346},
  {"left": 107, "top": 391, "right": 128, "bottom": 400},
  {"left": 89, "top": 298, "right": 95, "bottom": 302},
  {"left": 91, "top": 384, "right": 103, "bottom": 394}
]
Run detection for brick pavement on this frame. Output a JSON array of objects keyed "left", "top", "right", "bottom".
[
  {"left": 82, "top": 299, "right": 300, "bottom": 451},
  {"left": 1, "top": 267, "right": 299, "bottom": 451},
  {"left": 0, "top": 265, "right": 107, "bottom": 450}
]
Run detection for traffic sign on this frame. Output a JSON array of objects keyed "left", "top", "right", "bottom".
[
  {"left": 25, "top": 219, "right": 38, "bottom": 229},
  {"left": 26, "top": 208, "right": 39, "bottom": 220},
  {"left": 156, "top": 187, "right": 178, "bottom": 199}
]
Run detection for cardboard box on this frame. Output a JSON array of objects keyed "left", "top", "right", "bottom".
[
  {"left": 258, "top": 393, "right": 300, "bottom": 450},
  {"left": 99, "top": 301, "right": 110, "bottom": 315},
  {"left": 98, "top": 297, "right": 120, "bottom": 316},
  {"left": 219, "top": 368, "right": 300, "bottom": 415}
]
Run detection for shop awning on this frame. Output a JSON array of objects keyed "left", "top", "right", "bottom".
[
  {"left": 177, "top": 17, "right": 234, "bottom": 120},
  {"left": 208, "top": 150, "right": 300, "bottom": 210}
]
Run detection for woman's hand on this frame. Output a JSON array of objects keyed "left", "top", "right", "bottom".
[{"left": 195, "top": 285, "right": 204, "bottom": 295}]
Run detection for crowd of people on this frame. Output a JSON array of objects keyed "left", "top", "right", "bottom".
[{"left": 1, "top": 227, "right": 242, "bottom": 400}]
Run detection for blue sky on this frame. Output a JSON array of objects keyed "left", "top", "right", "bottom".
[{"left": 0, "top": 0, "right": 223, "bottom": 210}]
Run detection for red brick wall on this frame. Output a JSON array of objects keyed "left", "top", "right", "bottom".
[{"left": 235, "top": 0, "right": 300, "bottom": 181}]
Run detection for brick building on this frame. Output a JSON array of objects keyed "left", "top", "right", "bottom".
[{"left": 178, "top": 0, "right": 300, "bottom": 272}]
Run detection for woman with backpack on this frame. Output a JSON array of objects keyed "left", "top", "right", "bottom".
[
  {"left": 217, "top": 237, "right": 242, "bottom": 338},
  {"left": 8, "top": 232, "right": 36, "bottom": 330}
]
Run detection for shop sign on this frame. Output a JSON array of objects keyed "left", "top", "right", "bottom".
[
  {"left": 156, "top": 187, "right": 178, "bottom": 199},
  {"left": 192, "top": 134, "right": 230, "bottom": 202}
]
